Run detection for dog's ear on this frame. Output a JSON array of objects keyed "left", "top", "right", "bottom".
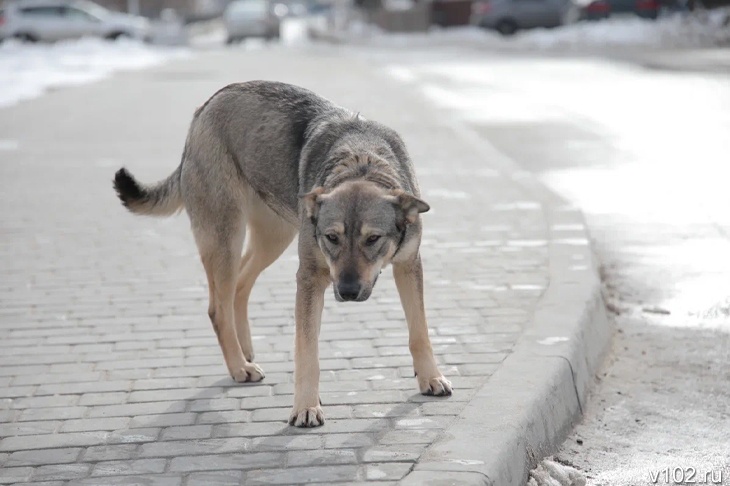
[
  {"left": 390, "top": 190, "right": 430, "bottom": 225},
  {"left": 300, "top": 187, "right": 327, "bottom": 222}
]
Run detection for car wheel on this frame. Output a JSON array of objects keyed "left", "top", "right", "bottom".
[
  {"left": 106, "top": 31, "right": 131, "bottom": 41},
  {"left": 227, "top": 35, "right": 246, "bottom": 44},
  {"left": 14, "top": 32, "right": 39, "bottom": 43},
  {"left": 495, "top": 19, "right": 518, "bottom": 36}
]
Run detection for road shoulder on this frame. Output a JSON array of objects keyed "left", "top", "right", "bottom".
[{"left": 397, "top": 121, "right": 612, "bottom": 486}]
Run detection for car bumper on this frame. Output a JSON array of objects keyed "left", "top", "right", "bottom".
[{"left": 473, "top": 16, "right": 499, "bottom": 29}]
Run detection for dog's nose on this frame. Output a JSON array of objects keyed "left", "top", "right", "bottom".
[{"left": 337, "top": 281, "right": 361, "bottom": 301}]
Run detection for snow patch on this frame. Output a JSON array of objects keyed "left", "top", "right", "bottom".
[
  {"left": 355, "top": 12, "right": 730, "bottom": 50},
  {"left": 518, "top": 14, "right": 730, "bottom": 50},
  {"left": 0, "top": 38, "right": 188, "bottom": 108},
  {"left": 538, "top": 336, "right": 570, "bottom": 345},
  {"left": 529, "top": 458, "right": 586, "bottom": 486}
]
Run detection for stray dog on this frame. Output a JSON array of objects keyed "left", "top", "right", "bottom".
[{"left": 114, "top": 81, "right": 451, "bottom": 427}]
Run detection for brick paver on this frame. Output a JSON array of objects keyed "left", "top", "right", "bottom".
[{"left": 0, "top": 46, "right": 548, "bottom": 483}]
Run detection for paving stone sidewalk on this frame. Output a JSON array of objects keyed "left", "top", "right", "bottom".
[{"left": 0, "top": 46, "right": 550, "bottom": 485}]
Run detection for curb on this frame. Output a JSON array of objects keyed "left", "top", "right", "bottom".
[{"left": 400, "top": 121, "right": 613, "bottom": 484}]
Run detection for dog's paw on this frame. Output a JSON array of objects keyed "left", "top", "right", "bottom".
[
  {"left": 288, "top": 405, "right": 325, "bottom": 427},
  {"left": 230, "top": 362, "right": 265, "bottom": 383},
  {"left": 418, "top": 374, "right": 452, "bottom": 396}
]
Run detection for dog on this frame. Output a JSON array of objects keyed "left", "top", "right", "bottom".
[{"left": 113, "top": 81, "right": 451, "bottom": 427}]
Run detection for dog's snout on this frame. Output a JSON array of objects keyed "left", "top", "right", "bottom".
[
  {"left": 337, "top": 282, "right": 361, "bottom": 301},
  {"left": 336, "top": 274, "right": 362, "bottom": 302}
]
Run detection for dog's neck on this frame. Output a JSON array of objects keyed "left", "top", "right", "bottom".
[{"left": 323, "top": 152, "right": 401, "bottom": 191}]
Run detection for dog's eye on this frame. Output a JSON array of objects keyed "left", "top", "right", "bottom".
[
  {"left": 325, "top": 233, "right": 339, "bottom": 244},
  {"left": 366, "top": 235, "right": 381, "bottom": 245}
]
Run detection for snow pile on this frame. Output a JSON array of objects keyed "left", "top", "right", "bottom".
[
  {"left": 521, "top": 11, "right": 730, "bottom": 49},
  {"left": 340, "top": 11, "right": 730, "bottom": 50},
  {"left": 528, "top": 459, "right": 586, "bottom": 486},
  {"left": 0, "top": 38, "right": 188, "bottom": 108}
]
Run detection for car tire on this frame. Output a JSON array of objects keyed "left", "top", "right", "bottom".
[
  {"left": 495, "top": 19, "right": 518, "bottom": 36},
  {"left": 14, "top": 32, "right": 39, "bottom": 43},
  {"left": 106, "top": 31, "right": 131, "bottom": 41}
]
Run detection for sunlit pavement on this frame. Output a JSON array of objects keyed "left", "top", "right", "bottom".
[
  {"left": 0, "top": 44, "right": 555, "bottom": 484},
  {"left": 375, "top": 48, "right": 730, "bottom": 484}
]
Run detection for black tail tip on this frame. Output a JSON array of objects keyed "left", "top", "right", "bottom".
[{"left": 113, "top": 167, "right": 143, "bottom": 208}]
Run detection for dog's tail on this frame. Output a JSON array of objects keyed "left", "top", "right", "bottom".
[{"left": 113, "top": 164, "right": 183, "bottom": 217}]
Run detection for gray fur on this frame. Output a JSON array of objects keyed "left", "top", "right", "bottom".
[
  {"left": 117, "top": 81, "right": 420, "bottom": 222},
  {"left": 113, "top": 81, "right": 450, "bottom": 427}
]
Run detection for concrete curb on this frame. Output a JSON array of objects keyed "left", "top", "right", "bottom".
[{"left": 400, "top": 122, "right": 613, "bottom": 485}]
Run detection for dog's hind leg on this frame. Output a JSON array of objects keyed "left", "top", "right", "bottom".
[
  {"left": 234, "top": 199, "right": 297, "bottom": 362},
  {"left": 194, "top": 216, "right": 265, "bottom": 383},
  {"left": 393, "top": 255, "right": 452, "bottom": 396}
]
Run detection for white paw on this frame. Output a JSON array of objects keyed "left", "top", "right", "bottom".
[
  {"left": 230, "top": 362, "right": 265, "bottom": 383},
  {"left": 417, "top": 374, "right": 452, "bottom": 396},
  {"left": 289, "top": 405, "right": 325, "bottom": 427}
]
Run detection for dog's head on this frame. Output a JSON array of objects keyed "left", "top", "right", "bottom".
[{"left": 302, "top": 181, "right": 429, "bottom": 302}]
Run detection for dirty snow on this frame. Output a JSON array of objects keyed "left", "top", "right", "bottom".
[
  {"left": 0, "top": 38, "right": 188, "bottom": 108},
  {"left": 345, "top": 11, "right": 730, "bottom": 50},
  {"left": 529, "top": 459, "right": 587, "bottom": 486},
  {"left": 517, "top": 12, "right": 730, "bottom": 49}
]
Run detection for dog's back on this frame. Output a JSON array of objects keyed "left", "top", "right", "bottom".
[
  {"left": 184, "top": 81, "right": 345, "bottom": 223},
  {"left": 114, "top": 80, "right": 418, "bottom": 224},
  {"left": 115, "top": 81, "right": 337, "bottom": 221}
]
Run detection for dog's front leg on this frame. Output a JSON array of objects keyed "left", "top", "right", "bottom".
[
  {"left": 289, "top": 264, "right": 330, "bottom": 427},
  {"left": 393, "top": 255, "right": 452, "bottom": 396}
]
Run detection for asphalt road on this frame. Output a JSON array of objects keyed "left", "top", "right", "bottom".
[{"left": 368, "top": 46, "right": 730, "bottom": 485}]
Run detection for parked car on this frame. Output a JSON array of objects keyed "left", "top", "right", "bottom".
[
  {"left": 223, "top": 0, "right": 283, "bottom": 43},
  {"left": 471, "top": 0, "right": 577, "bottom": 35},
  {"left": 0, "top": 0, "right": 150, "bottom": 42},
  {"left": 580, "top": 0, "right": 660, "bottom": 19}
]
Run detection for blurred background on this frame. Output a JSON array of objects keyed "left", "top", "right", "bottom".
[
  {"left": 0, "top": 0, "right": 728, "bottom": 49},
  {"left": 2, "top": 0, "right": 727, "bottom": 106}
]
